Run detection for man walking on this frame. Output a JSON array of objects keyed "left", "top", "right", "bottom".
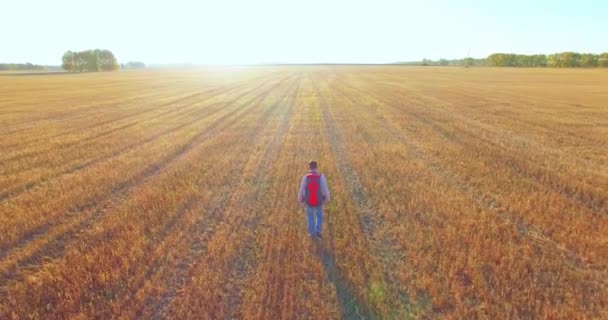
[{"left": 298, "top": 160, "right": 330, "bottom": 238}]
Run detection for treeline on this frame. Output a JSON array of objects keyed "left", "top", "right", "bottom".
[
  {"left": 399, "top": 58, "right": 485, "bottom": 67},
  {"left": 62, "top": 49, "right": 119, "bottom": 72},
  {"left": 401, "top": 52, "right": 608, "bottom": 68},
  {"left": 426, "top": 58, "right": 485, "bottom": 67},
  {"left": 487, "top": 52, "right": 608, "bottom": 67},
  {"left": 0, "top": 63, "right": 46, "bottom": 71}
]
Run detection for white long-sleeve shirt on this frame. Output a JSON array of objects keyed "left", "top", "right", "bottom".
[{"left": 298, "top": 170, "right": 330, "bottom": 204}]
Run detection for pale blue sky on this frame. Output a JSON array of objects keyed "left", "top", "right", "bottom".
[{"left": 1, "top": 0, "right": 606, "bottom": 65}]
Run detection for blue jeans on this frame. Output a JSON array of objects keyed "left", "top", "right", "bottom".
[{"left": 305, "top": 205, "right": 323, "bottom": 236}]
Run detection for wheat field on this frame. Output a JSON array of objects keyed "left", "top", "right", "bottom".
[{"left": 0, "top": 66, "right": 607, "bottom": 319}]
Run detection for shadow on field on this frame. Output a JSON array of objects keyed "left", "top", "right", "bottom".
[{"left": 312, "top": 225, "right": 376, "bottom": 320}]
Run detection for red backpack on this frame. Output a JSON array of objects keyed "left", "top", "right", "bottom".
[{"left": 304, "top": 173, "right": 324, "bottom": 206}]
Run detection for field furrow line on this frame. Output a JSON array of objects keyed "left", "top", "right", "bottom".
[
  {"left": 0, "top": 89, "right": 190, "bottom": 147},
  {"left": 0, "top": 71, "right": 277, "bottom": 151},
  {"left": 332, "top": 80, "right": 608, "bottom": 282},
  {"left": 2, "top": 77, "right": 257, "bottom": 149},
  {"left": 0, "top": 91, "right": 208, "bottom": 162},
  {"left": 0, "top": 91, "right": 162, "bottom": 137},
  {"left": 335, "top": 77, "right": 608, "bottom": 260},
  {"left": 0, "top": 76, "right": 294, "bottom": 280},
  {"left": 234, "top": 77, "right": 354, "bottom": 319},
  {"left": 1, "top": 67, "right": 606, "bottom": 319},
  {"left": 0, "top": 76, "right": 274, "bottom": 177},
  {"left": 121, "top": 78, "right": 299, "bottom": 319},
  {"left": 221, "top": 78, "right": 301, "bottom": 320},
  {"left": 313, "top": 81, "right": 389, "bottom": 319},
  {"left": 0, "top": 75, "right": 296, "bottom": 317},
  {"left": 0, "top": 78, "right": 279, "bottom": 201},
  {"left": 153, "top": 77, "right": 301, "bottom": 319},
  {"left": 347, "top": 78, "right": 608, "bottom": 215}
]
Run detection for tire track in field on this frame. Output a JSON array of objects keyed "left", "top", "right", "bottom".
[
  {"left": 0, "top": 100, "right": 211, "bottom": 196},
  {"left": 0, "top": 78, "right": 279, "bottom": 203},
  {"left": 0, "top": 80, "right": 220, "bottom": 136},
  {"left": 313, "top": 233, "right": 369, "bottom": 320},
  {"left": 153, "top": 78, "right": 301, "bottom": 319},
  {"left": 0, "top": 72, "right": 276, "bottom": 151},
  {"left": 0, "top": 91, "right": 158, "bottom": 137},
  {"left": 119, "top": 77, "right": 301, "bottom": 319},
  {"left": 0, "top": 73, "right": 291, "bottom": 249},
  {"left": 340, "top": 79, "right": 608, "bottom": 226},
  {"left": 333, "top": 82, "right": 608, "bottom": 312},
  {"left": 55, "top": 75, "right": 299, "bottom": 318},
  {"left": 313, "top": 82, "right": 382, "bottom": 319},
  {"left": 0, "top": 89, "right": 181, "bottom": 145},
  {"left": 344, "top": 78, "right": 608, "bottom": 216},
  {"left": 0, "top": 81, "right": 289, "bottom": 293},
  {"left": 7, "top": 75, "right": 258, "bottom": 145},
  {"left": 0, "top": 76, "right": 272, "bottom": 178},
  {"left": 331, "top": 80, "right": 608, "bottom": 284},
  {"left": 0, "top": 90, "right": 210, "bottom": 161},
  {"left": 0, "top": 76, "right": 295, "bottom": 283},
  {"left": 397, "top": 88, "right": 608, "bottom": 215},
  {"left": 412, "top": 82, "right": 608, "bottom": 147},
  {"left": 220, "top": 79, "right": 300, "bottom": 320}
]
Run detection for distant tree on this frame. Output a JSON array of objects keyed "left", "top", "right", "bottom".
[
  {"left": 0, "top": 63, "right": 46, "bottom": 71},
  {"left": 85, "top": 50, "right": 100, "bottom": 71},
  {"left": 579, "top": 54, "right": 598, "bottom": 67},
  {"left": 557, "top": 52, "right": 581, "bottom": 67},
  {"left": 486, "top": 53, "right": 502, "bottom": 66},
  {"left": 487, "top": 53, "right": 519, "bottom": 67},
  {"left": 402, "top": 52, "right": 604, "bottom": 68},
  {"left": 463, "top": 57, "right": 474, "bottom": 67},
  {"left": 61, "top": 49, "right": 119, "bottom": 72},
  {"left": 62, "top": 51, "right": 75, "bottom": 71},
  {"left": 599, "top": 53, "right": 608, "bottom": 67},
  {"left": 515, "top": 54, "right": 527, "bottom": 67},
  {"left": 547, "top": 54, "right": 560, "bottom": 67},
  {"left": 531, "top": 54, "right": 547, "bottom": 67},
  {"left": 97, "top": 50, "right": 119, "bottom": 71}
]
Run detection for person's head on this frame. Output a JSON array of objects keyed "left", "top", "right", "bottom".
[{"left": 308, "top": 160, "right": 318, "bottom": 171}]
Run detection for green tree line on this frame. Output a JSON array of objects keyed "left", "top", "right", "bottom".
[
  {"left": 0, "top": 63, "right": 46, "bottom": 71},
  {"left": 486, "top": 52, "right": 608, "bottom": 67},
  {"left": 402, "top": 52, "right": 608, "bottom": 68},
  {"left": 62, "top": 49, "right": 119, "bottom": 72}
]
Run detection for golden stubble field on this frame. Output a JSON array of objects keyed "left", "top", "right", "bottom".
[{"left": 0, "top": 66, "right": 607, "bottom": 319}]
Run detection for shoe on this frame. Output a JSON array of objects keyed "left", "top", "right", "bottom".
[{"left": 316, "top": 233, "right": 322, "bottom": 239}]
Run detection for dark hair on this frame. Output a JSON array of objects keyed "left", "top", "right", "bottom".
[{"left": 308, "top": 160, "right": 318, "bottom": 170}]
